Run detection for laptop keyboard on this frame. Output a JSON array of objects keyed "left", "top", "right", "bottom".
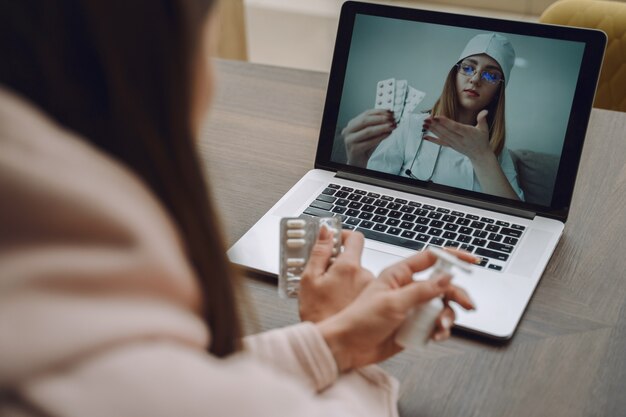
[{"left": 300, "top": 184, "right": 526, "bottom": 272}]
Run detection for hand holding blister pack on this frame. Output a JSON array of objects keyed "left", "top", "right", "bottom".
[
  {"left": 278, "top": 217, "right": 342, "bottom": 298},
  {"left": 375, "top": 78, "right": 426, "bottom": 124},
  {"left": 395, "top": 247, "right": 473, "bottom": 348}
]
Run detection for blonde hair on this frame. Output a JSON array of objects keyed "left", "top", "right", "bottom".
[{"left": 430, "top": 66, "right": 506, "bottom": 156}]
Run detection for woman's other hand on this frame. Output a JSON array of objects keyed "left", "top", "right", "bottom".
[
  {"left": 299, "top": 229, "right": 374, "bottom": 323},
  {"left": 342, "top": 109, "right": 396, "bottom": 167},
  {"left": 423, "top": 109, "right": 491, "bottom": 162},
  {"left": 312, "top": 248, "right": 476, "bottom": 372}
]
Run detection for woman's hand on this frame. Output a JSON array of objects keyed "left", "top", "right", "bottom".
[
  {"left": 299, "top": 229, "right": 374, "bottom": 323},
  {"left": 423, "top": 110, "right": 491, "bottom": 162},
  {"left": 342, "top": 109, "right": 396, "bottom": 167}
]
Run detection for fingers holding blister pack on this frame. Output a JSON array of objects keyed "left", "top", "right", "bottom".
[
  {"left": 278, "top": 217, "right": 342, "bottom": 298},
  {"left": 375, "top": 78, "right": 426, "bottom": 124}
]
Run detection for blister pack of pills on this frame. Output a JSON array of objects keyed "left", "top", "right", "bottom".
[
  {"left": 375, "top": 78, "right": 426, "bottom": 124},
  {"left": 278, "top": 217, "right": 342, "bottom": 298}
]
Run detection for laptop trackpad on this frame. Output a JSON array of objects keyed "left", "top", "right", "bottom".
[{"left": 361, "top": 247, "right": 404, "bottom": 277}]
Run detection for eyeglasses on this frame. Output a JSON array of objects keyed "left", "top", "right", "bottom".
[{"left": 456, "top": 62, "right": 504, "bottom": 85}]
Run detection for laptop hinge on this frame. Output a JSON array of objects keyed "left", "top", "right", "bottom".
[{"left": 335, "top": 170, "right": 536, "bottom": 220}]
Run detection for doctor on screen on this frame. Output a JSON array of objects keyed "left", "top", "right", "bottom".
[{"left": 343, "top": 33, "right": 524, "bottom": 201}]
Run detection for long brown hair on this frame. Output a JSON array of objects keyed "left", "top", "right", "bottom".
[
  {"left": 431, "top": 64, "right": 506, "bottom": 156},
  {"left": 0, "top": 0, "right": 242, "bottom": 357}
]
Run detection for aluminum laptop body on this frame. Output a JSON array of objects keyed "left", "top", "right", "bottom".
[{"left": 229, "top": 1, "right": 606, "bottom": 340}]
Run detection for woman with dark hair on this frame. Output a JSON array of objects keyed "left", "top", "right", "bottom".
[
  {"left": 343, "top": 33, "right": 524, "bottom": 201},
  {"left": 0, "top": 1, "right": 475, "bottom": 415}
]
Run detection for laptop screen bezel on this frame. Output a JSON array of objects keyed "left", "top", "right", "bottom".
[{"left": 314, "top": 1, "right": 606, "bottom": 222}]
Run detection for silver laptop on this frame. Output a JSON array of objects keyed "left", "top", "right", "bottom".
[{"left": 229, "top": 1, "right": 606, "bottom": 340}]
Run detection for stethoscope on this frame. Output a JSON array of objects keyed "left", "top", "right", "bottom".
[{"left": 404, "top": 127, "right": 441, "bottom": 181}]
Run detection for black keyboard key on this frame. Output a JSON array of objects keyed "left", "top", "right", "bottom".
[
  {"left": 457, "top": 234, "right": 472, "bottom": 243},
  {"left": 414, "top": 225, "right": 428, "bottom": 233},
  {"left": 354, "top": 189, "right": 367, "bottom": 195},
  {"left": 340, "top": 186, "right": 354, "bottom": 192},
  {"left": 346, "top": 217, "right": 360, "bottom": 226},
  {"left": 444, "top": 223, "right": 459, "bottom": 232},
  {"left": 381, "top": 195, "right": 394, "bottom": 201},
  {"left": 503, "top": 236, "right": 518, "bottom": 245},
  {"left": 423, "top": 205, "right": 436, "bottom": 210},
  {"left": 401, "top": 230, "right": 416, "bottom": 239},
  {"left": 322, "top": 187, "right": 336, "bottom": 195},
  {"left": 442, "top": 231, "right": 457, "bottom": 240},
  {"left": 374, "top": 207, "right": 389, "bottom": 216},
  {"left": 488, "top": 264, "right": 503, "bottom": 271},
  {"left": 348, "top": 194, "right": 362, "bottom": 202},
  {"left": 445, "top": 241, "right": 460, "bottom": 248},
  {"left": 488, "top": 233, "right": 503, "bottom": 242},
  {"left": 466, "top": 214, "right": 479, "bottom": 220},
  {"left": 361, "top": 197, "right": 375, "bottom": 205},
  {"left": 427, "top": 228, "right": 443, "bottom": 237},
  {"left": 442, "top": 215, "right": 457, "bottom": 223},
  {"left": 347, "top": 202, "right": 362, "bottom": 210},
  {"left": 387, "top": 227, "right": 401, "bottom": 235},
  {"left": 304, "top": 206, "right": 332, "bottom": 217},
  {"left": 328, "top": 183, "right": 341, "bottom": 189},
  {"left": 358, "top": 228, "right": 425, "bottom": 251},
  {"left": 331, "top": 206, "right": 347, "bottom": 214},
  {"left": 428, "top": 212, "right": 443, "bottom": 220},
  {"left": 395, "top": 198, "right": 408, "bottom": 204},
  {"left": 430, "top": 237, "right": 445, "bottom": 246},
  {"left": 372, "top": 215, "right": 386, "bottom": 223},
  {"left": 335, "top": 198, "right": 349, "bottom": 206},
  {"left": 480, "top": 217, "right": 495, "bottom": 224},
  {"left": 475, "top": 248, "right": 509, "bottom": 261},
  {"left": 358, "top": 212, "right": 373, "bottom": 220},
  {"left": 409, "top": 201, "right": 422, "bottom": 207},
  {"left": 388, "top": 210, "right": 403, "bottom": 219},
  {"left": 511, "top": 224, "right": 526, "bottom": 231},
  {"left": 416, "top": 216, "right": 430, "bottom": 225},
  {"left": 361, "top": 204, "right": 375, "bottom": 213},
  {"left": 430, "top": 220, "right": 444, "bottom": 228},
  {"left": 401, "top": 213, "right": 416, "bottom": 222},
  {"left": 470, "top": 221, "right": 486, "bottom": 229},
  {"left": 487, "top": 242, "right": 514, "bottom": 253},
  {"left": 367, "top": 192, "right": 380, "bottom": 198},
  {"left": 316, "top": 194, "right": 337, "bottom": 203},
  {"left": 414, "top": 209, "right": 428, "bottom": 216},
  {"left": 311, "top": 200, "right": 333, "bottom": 210},
  {"left": 400, "top": 221, "right": 414, "bottom": 230},
  {"left": 335, "top": 191, "right": 349, "bottom": 198},
  {"left": 400, "top": 206, "right": 415, "bottom": 213},
  {"left": 346, "top": 209, "right": 359, "bottom": 217},
  {"left": 460, "top": 244, "right": 475, "bottom": 252},
  {"left": 485, "top": 224, "right": 500, "bottom": 233},
  {"left": 416, "top": 233, "right": 430, "bottom": 242},
  {"left": 386, "top": 218, "right": 400, "bottom": 226},
  {"left": 342, "top": 224, "right": 356, "bottom": 230},
  {"left": 456, "top": 218, "right": 471, "bottom": 226},
  {"left": 436, "top": 208, "right": 450, "bottom": 213},
  {"left": 373, "top": 224, "right": 387, "bottom": 232},
  {"left": 459, "top": 227, "right": 473, "bottom": 235},
  {"left": 451, "top": 211, "right": 465, "bottom": 217},
  {"left": 473, "top": 230, "right": 488, "bottom": 238},
  {"left": 360, "top": 220, "right": 374, "bottom": 229},
  {"left": 496, "top": 220, "right": 510, "bottom": 227},
  {"left": 387, "top": 202, "right": 401, "bottom": 210},
  {"left": 374, "top": 199, "right": 388, "bottom": 207},
  {"left": 472, "top": 238, "right": 487, "bottom": 247},
  {"left": 500, "top": 227, "right": 522, "bottom": 238}
]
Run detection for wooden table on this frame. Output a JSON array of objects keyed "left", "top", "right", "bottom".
[{"left": 199, "top": 60, "right": 626, "bottom": 417}]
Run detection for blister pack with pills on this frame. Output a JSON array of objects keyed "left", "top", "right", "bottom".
[
  {"left": 278, "top": 217, "right": 342, "bottom": 298},
  {"left": 375, "top": 78, "right": 426, "bottom": 123}
]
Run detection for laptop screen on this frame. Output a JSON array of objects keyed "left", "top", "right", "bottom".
[{"left": 316, "top": 2, "right": 605, "bottom": 220}]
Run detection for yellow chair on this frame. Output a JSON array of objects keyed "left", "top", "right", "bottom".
[{"left": 540, "top": 0, "right": 626, "bottom": 112}]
